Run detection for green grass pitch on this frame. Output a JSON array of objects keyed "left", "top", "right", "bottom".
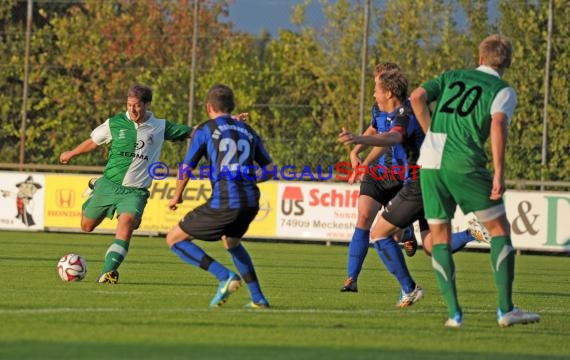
[{"left": 0, "top": 231, "right": 568, "bottom": 359}]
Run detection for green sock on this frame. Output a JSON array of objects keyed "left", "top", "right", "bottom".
[
  {"left": 431, "top": 244, "right": 462, "bottom": 318},
  {"left": 101, "top": 239, "right": 129, "bottom": 274},
  {"left": 490, "top": 236, "right": 515, "bottom": 313}
]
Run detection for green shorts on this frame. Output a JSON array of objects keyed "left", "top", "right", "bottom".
[
  {"left": 82, "top": 177, "right": 150, "bottom": 221},
  {"left": 420, "top": 168, "right": 503, "bottom": 220}
]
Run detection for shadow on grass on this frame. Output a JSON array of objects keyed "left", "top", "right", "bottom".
[{"left": 1, "top": 341, "right": 566, "bottom": 360}]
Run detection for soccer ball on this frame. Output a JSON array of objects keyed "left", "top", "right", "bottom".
[{"left": 57, "top": 253, "right": 87, "bottom": 282}]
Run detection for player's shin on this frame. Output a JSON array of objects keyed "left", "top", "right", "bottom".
[
  {"left": 490, "top": 236, "right": 515, "bottom": 313},
  {"left": 431, "top": 244, "right": 462, "bottom": 318},
  {"left": 227, "top": 244, "right": 265, "bottom": 303}
]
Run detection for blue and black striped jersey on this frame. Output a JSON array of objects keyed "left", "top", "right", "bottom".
[
  {"left": 183, "top": 115, "right": 272, "bottom": 209},
  {"left": 385, "top": 103, "right": 424, "bottom": 181}
]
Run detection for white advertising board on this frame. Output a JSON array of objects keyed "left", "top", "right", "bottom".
[{"left": 0, "top": 172, "right": 45, "bottom": 230}]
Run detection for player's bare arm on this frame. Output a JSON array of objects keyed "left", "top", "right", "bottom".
[
  {"left": 489, "top": 112, "right": 509, "bottom": 200},
  {"left": 59, "top": 139, "right": 98, "bottom": 164},
  {"left": 338, "top": 130, "right": 403, "bottom": 147},
  {"left": 169, "top": 168, "right": 192, "bottom": 210},
  {"left": 409, "top": 87, "right": 431, "bottom": 134},
  {"left": 361, "top": 146, "right": 388, "bottom": 168}
]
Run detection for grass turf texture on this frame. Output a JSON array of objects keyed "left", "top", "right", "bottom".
[{"left": 0, "top": 231, "right": 568, "bottom": 360}]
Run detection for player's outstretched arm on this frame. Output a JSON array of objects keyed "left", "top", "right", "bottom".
[{"left": 59, "top": 139, "right": 98, "bottom": 164}]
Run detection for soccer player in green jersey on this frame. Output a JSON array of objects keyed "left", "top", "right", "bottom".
[
  {"left": 59, "top": 84, "right": 192, "bottom": 284},
  {"left": 410, "top": 34, "right": 540, "bottom": 328}
]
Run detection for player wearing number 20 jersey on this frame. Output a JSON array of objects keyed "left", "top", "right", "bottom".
[{"left": 418, "top": 66, "right": 516, "bottom": 218}]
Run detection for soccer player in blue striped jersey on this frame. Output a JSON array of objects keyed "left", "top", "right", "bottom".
[
  {"left": 166, "top": 84, "right": 274, "bottom": 308},
  {"left": 339, "top": 63, "right": 411, "bottom": 293},
  {"left": 339, "top": 70, "right": 483, "bottom": 305}
]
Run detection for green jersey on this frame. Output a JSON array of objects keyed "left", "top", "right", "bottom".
[
  {"left": 418, "top": 67, "right": 512, "bottom": 172},
  {"left": 91, "top": 111, "right": 191, "bottom": 188}
]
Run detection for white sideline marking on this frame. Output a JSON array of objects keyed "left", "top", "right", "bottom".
[{"left": 0, "top": 307, "right": 560, "bottom": 316}]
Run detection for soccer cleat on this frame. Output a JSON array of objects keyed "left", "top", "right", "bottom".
[
  {"left": 209, "top": 272, "right": 241, "bottom": 308},
  {"left": 98, "top": 270, "right": 119, "bottom": 284},
  {"left": 402, "top": 225, "right": 418, "bottom": 257},
  {"left": 88, "top": 177, "right": 100, "bottom": 190},
  {"left": 397, "top": 284, "right": 424, "bottom": 308},
  {"left": 245, "top": 298, "right": 270, "bottom": 309},
  {"left": 467, "top": 218, "right": 491, "bottom": 244},
  {"left": 444, "top": 312, "right": 464, "bottom": 328},
  {"left": 340, "top": 277, "right": 358, "bottom": 292},
  {"left": 497, "top": 307, "right": 540, "bottom": 327}
]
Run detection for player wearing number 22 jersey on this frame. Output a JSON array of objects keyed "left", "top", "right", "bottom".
[
  {"left": 166, "top": 84, "right": 273, "bottom": 309},
  {"left": 183, "top": 116, "right": 272, "bottom": 209}
]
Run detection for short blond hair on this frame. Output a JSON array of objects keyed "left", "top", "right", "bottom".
[{"left": 479, "top": 34, "right": 513, "bottom": 70}]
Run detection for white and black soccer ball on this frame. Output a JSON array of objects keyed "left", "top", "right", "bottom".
[{"left": 57, "top": 253, "right": 87, "bottom": 282}]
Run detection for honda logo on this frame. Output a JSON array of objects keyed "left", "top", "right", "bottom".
[{"left": 55, "top": 189, "right": 75, "bottom": 208}]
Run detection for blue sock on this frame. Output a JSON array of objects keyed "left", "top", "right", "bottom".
[
  {"left": 372, "top": 237, "right": 415, "bottom": 293},
  {"left": 450, "top": 230, "right": 474, "bottom": 253},
  {"left": 228, "top": 244, "right": 264, "bottom": 303},
  {"left": 171, "top": 240, "right": 229, "bottom": 281},
  {"left": 347, "top": 227, "right": 370, "bottom": 281}
]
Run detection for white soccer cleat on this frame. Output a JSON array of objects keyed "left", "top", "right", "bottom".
[
  {"left": 497, "top": 307, "right": 540, "bottom": 327},
  {"left": 397, "top": 284, "right": 424, "bottom": 308},
  {"left": 444, "top": 312, "right": 463, "bottom": 328},
  {"left": 467, "top": 219, "right": 491, "bottom": 244}
]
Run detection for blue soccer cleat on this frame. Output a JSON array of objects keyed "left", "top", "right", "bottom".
[{"left": 209, "top": 272, "right": 241, "bottom": 308}]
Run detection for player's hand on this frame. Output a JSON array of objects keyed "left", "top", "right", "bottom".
[
  {"left": 59, "top": 151, "right": 74, "bottom": 164},
  {"left": 347, "top": 171, "right": 359, "bottom": 185},
  {"left": 490, "top": 174, "right": 506, "bottom": 200},
  {"left": 347, "top": 152, "right": 362, "bottom": 184},
  {"left": 168, "top": 197, "right": 183, "bottom": 210},
  {"left": 338, "top": 127, "right": 355, "bottom": 145},
  {"left": 233, "top": 112, "right": 249, "bottom": 122}
]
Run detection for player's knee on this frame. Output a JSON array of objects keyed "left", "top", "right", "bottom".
[
  {"left": 484, "top": 215, "right": 510, "bottom": 237},
  {"left": 222, "top": 236, "right": 240, "bottom": 249},
  {"left": 80, "top": 223, "right": 95, "bottom": 232},
  {"left": 356, "top": 212, "right": 374, "bottom": 228},
  {"left": 165, "top": 233, "right": 176, "bottom": 247},
  {"left": 80, "top": 219, "right": 95, "bottom": 232}
]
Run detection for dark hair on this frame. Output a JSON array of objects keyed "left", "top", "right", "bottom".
[
  {"left": 377, "top": 71, "right": 408, "bottom": 102},
  {"left": 206, "top": 84, "right": 235, "bottom": 113},
  {"left": 374, "top": 62, "right": 401, "bottom": 76},
  {"left": 127, "top": 84, "right": 153, "bottom": 104}
]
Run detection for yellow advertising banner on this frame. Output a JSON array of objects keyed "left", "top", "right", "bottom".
[
  {"left": 44, "top": 174, "right": 116, "bottom": 230},
  {"left": 44, "top": 175, "right": 277, "bottom": 238},
  {"left": 244, "top": 182, "right": 277, "bottom": 237}
]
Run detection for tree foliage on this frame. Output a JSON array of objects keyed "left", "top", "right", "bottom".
[{"left": 1, "top": 0, "right": 567, "bottom": 183}]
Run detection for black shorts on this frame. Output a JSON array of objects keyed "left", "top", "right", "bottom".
[
  {"left": 359, "top": 173, "right": 403, "bottom": 206},
  {"left": 179, "top": 203, "right": 259, "bottom": 241},
  {"left": 382, "top": 179, "right": 429, "bottom": 231}
]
